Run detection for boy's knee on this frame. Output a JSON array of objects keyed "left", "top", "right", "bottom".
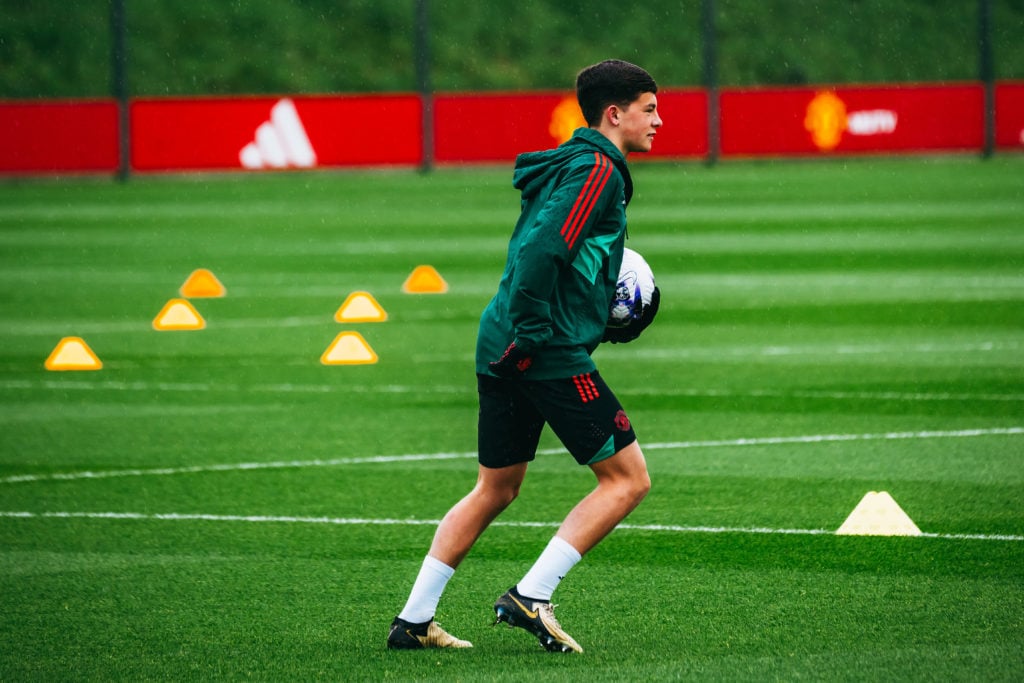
[
  {"left": 601, "top": 470, "right": 649, "bottom": 509},
  {"left": 637, "top": 471, "right": 652, "bottom": 498},
  {"left": 495, "top": 483, "right": 521, "bottom": 508},
  {"left": 629, "top": 471, "right": 651, "bottom": 504},
  {"left": 475, "top": 479, "right": 521, "bottom": 510}
]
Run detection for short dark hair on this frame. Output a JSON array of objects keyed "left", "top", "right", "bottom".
[{"left": 576, "top": 60, "right": 658, "bottom": 126}]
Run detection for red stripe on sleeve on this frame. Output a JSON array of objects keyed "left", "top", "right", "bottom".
[
  {"left": 560, "top": 153, "right": 612, "bottom": 250},
  {"left": 560, "top": 154, "right": 603, "bottom": 244},
  {"left": 563, "top": 158, "right": 612, "bottom": 250}
]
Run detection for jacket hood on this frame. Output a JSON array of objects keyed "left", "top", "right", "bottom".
[{"left": 512, "top": 127, "right": 632, "bottom": 204}]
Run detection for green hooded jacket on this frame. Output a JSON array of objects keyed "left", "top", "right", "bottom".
[{"left": 475, "top": 127, "right": 634, "bottom": 379}]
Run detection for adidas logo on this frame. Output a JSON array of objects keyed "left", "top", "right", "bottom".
[{"left": 239, "top": 98, "right": 317, "bottom": 170}]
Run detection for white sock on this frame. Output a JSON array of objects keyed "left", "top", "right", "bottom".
[
  {"left": 398, "top": 555, "right": 455, "bottom": 624},
  {"left": 516, "top": 536, "right": 582, "bottom": 602}
]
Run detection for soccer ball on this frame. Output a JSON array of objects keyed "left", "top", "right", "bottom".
[{"left": 607, "top": 247, "right": 655, "bottom": 328}]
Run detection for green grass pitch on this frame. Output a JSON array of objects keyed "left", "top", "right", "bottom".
[{"left": 1, "top": 156, "right": 1022, "bottom": 680}]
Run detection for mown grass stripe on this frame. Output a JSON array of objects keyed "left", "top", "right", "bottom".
[
  {"left": 3, "top": 377, "right": 1022, "bottom": 402},
  {"left": 2, "top": 427, "right": 1019, "bottom": 485}
]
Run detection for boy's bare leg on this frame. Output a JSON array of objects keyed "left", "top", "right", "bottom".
[
  {"left": 492, "top": 442, "right": 650, "bottom": 653},
  {"left": 428, "top": 461, "right": 529, "bottom": 569},
  {"left": 388, "top": 462, "right": 529, "bottom": 649},
  {"left": 557, "top": 441, "right": 651, "bottom": 554}
]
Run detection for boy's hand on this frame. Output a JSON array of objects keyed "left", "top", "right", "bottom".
[
  {"left": 489, "top": 342, "right": 533, "bottom": 377},
  {"left": 603, "top": 286, "right": 660, "bottom": 344}
]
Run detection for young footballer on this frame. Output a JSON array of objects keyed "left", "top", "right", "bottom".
[{"left": 388, "top": 59, "right": 662, "bottom": 653}]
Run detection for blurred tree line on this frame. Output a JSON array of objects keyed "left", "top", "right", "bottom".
[{"left": 1, "top": 0, "right": 1021, "bottom": 98}]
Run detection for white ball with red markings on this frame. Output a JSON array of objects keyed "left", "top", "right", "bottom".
[{"left": 607, "top": 247, "right": 655, "bottom": 328}]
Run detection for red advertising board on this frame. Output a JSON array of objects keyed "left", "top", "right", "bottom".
[
  {"left": 996, "top": 82, "right": 1024, "bottom": 149},
  {"left": 433, "top": 89, "right": 707, "bottom": 163},
  {"left": 0, "top": 100, "right": 119, "bottom": 173},
  {"left": 434, "top": 92, "right": 574, "bottom": 163},
  {"left": 720, "top": 84, "right": 984, "bottom": 156},
  {"left": 654, "top": 90, "right": 710, "bottom": 159},
  {"left": 131, "top": 94, "right": 422, "bottom": 171},
  {"left": 1, "top": 83, "right": 1020, "bottom": 175}
]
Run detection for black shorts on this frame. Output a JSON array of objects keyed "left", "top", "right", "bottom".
[{"left": 477, "top": 371, "right": 637, "bottom": 468}]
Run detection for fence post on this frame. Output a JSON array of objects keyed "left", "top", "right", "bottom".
[
  {"left": 111, "top": 0, "right": 130, "bottom": 180},
  {"left": 415, "top": 0, "right": 433, "bottom": 172},
  {"left": 978, "top": 0, "right": 995, "bottom": 158},
  {"left": 701, "top": 0, "right": 719, "bottom": 166}
]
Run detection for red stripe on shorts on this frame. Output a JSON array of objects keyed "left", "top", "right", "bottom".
[{"left": 573, "top": 373, "right": 600, "bottom": 403}]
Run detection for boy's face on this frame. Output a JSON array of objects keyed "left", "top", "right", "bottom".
[{"left": 617, "top": 92, "right": 662, "bottom": 154}]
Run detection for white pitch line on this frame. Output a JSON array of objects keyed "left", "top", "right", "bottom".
[
  {"left": 619, "top": 387, "right": 1024, "bottom": 403},
  {"left": 0, "top": 451, "right": 478, "bottom": 485},
  {"left": 0, "top": 510, "right": 1020, "bottom": 543},
  {"left": 641, "top": 426, "right": 1024, "bottom": 452},
  {"left": 632, "top": 340, "right": 1022, "bottom": 360},
  {"left": 1, "top": 426, "right": 1021, "bottom": 486}
]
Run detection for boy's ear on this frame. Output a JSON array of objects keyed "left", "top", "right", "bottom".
[{"left": 605, "top": 104, "right": 621, "bottom": 126}]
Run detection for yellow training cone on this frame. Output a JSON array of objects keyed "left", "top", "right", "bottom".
[
  {"left": 180, "top": 269, "right": 226, "bottom": 298},
  {"left": 334, "top": 291, "right": 388, "bottom": 323},
  {"left": 836, "top": 491, "right": 922, "bottom": 536},
  {"left": 321, "top": 331, "right": 378, "bottom": 365},
  {"left": 45, "top": 337, "right": 102, "bottom": 371},
  {"left": 402, "top": 265, "right": 448, "bottom": 294},
  {"left": 153, "top": 298, "right": 206, "bottom": 331}
]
